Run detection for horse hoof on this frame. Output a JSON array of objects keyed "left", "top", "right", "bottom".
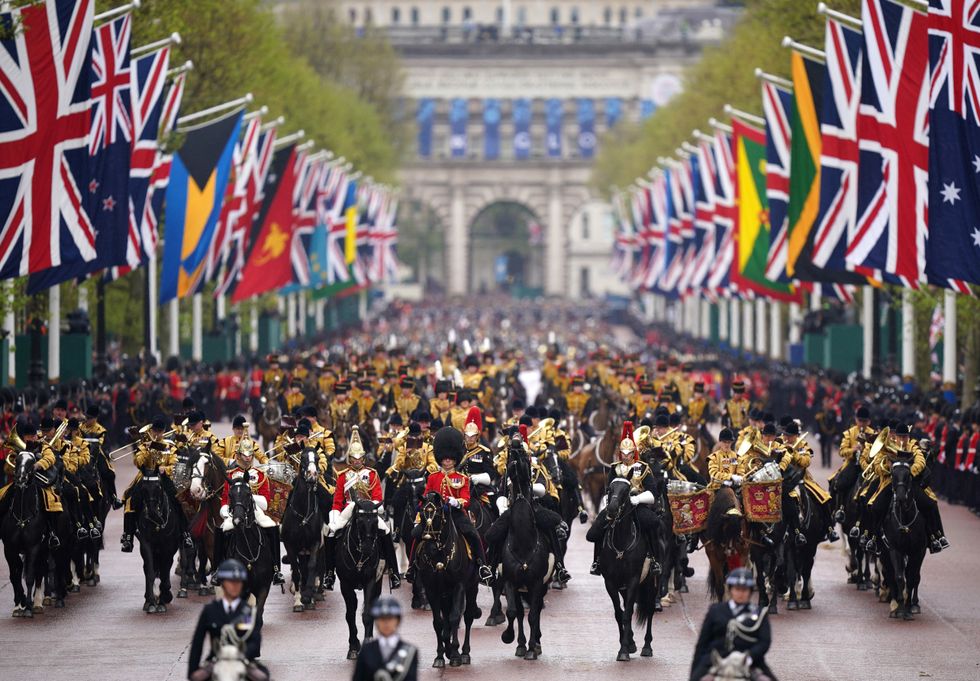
[
  {"left": 679, "top": 584, "right": 689, "bottom": 593},
  {"left": 641, "top": 647, "right": 653, "bottom": 658},
  {"left": 888, "top": 610, "right": 899, "bottom": 619},
  {"left": 69, "top": 584, "right": 81, "bottom": 594},
  {"left": 654, "top": 601, "right": 663, "bottom": 612},
  {"left": 450, "top": 657, "right": 462, "bottom": 667},
  {"left": 293, "top": 605, "right": 305, "bottom": 613},
  {"left": 157, "top": 604, "right": 167, "bottom": 613},
  {"left": 460, "top": 654, "right": 471, "bottom": 665},
  {"left": 485, "top": 614, "right": 505, "bottom": 626},
  {"left": 314, "top": 593, "right": 325, "bottom": 602},
  {"left": 515, "top": 644, "right": 527, "bottom": 658},
  {"left": 347, "top": 649, "right": 359, "bottom": 661},
  {"left": 160, "top": 592, "right": 173, "bottom": 605},
  {"left": 628, "top": 642, "right": 637, "bottom": 654},
  {"left": 903, "top": 611, "right": 914, "bottom": 621},
  {"left": 33, "top": 606, "right": 43, "bottom": 614},
  {"left": 143, "top": 602, "right": 153, "bottom": 613},
  {"left": 54, "top": 599, "right": 65, "bottom": 609},
  {"left": 524, "top": 650, "right": 538, "bottom": 661},
  {"left": 616, "top": 652, "right": 630, "bottom": 662},
  {"left": 422, "top": 603, "right": 431, "bottom": 611},
  {"left": 910, "top": 604, "right": 921, "bottom": 615},
  {"left": 432, "top": 658, "right": 445, "bottom": 669},
  {"left": 12, "top": 609, "right": 22, "bottom": 618},
  {"left": 197, "top": 587, "right": 210, "bottom": 597},
  {"left": 802, "top": 600, "right": 812, "bottom": 610},
  {"left": 177, "top": 589, "right": 188, "bottom": 599},
  {"left": 856, "top": 583, "right": 867, "bottom": 591},
  {"left": 534, "top": 644, "right": 542, "bottom": 655},
  {"left": 43, "top": 597, "right": 51, "bottom": 606},
  {"left": 87, "top": 577, "right": 98, "bottom": 587},
  {"left": 787, "top": 601, "right": 797, "bottom": 611},
  {"left": 501, "top": 629, "right": 515, "bottom": 645},
  {"left": 24, "top": 608, "right": 34, "bottom": 618}
]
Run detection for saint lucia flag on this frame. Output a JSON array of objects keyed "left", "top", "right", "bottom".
[{"left": 160, "top": 110, "right": 242, "bottom": 303}]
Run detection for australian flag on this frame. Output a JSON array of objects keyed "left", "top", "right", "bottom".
[{"left": 925, "top": 0, "right": 980, "bottom": 290}]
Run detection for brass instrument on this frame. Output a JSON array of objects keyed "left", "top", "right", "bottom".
[
  {"left": 4, "top": 429, "right": 27, "bottom": 454},
  {"left": 862, "top": 427, "right": 901, "bottom": 480},
  {"left": 263, "top": 434, "right": 296, "bottom": 463},
  {"left": 648, "top": 426, "right": 679, "bottom": 451},
  {"left": 45, "top": 419, "right": 69, "bottom": 448},
  {"left": 109, "top": 427, "right": 177, "bottom": 461}
]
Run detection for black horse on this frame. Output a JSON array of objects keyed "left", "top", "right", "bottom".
[
  {"left": 134, "top": 469, "right": 180, "bottom": 613},
  {"left": 391, "top": 468, "right": 429, "bottom": 610},
  {"left": 785, "top": 484, "right": 833, "bottom": 611},
  {"left": 882, "top": 457, "right": 927, "bottom": 620},
  {"left": 335, "top": 497, "right": 386, "bottom": 660},
  {"left": 590, "top": 477, "right": 659, "bottom": 661},
  {"left": 224, "top": 477, "right": 275, "bottom": 633},
  {"left": 839, "top": 468, "right": 876, "bottom": 592},
  {"left": 281, "top": 450, "right": 323, "bottom": 612},
  {"left": 1, "top": 451, "right": 48, "bottom": 617},
  {"left": 415, "top": 491, "right": 481, "bottom": 668},
  {"left": 75, "top": 458, "right": 109, "bottom": 586},
  {"left": 497, "top": 437, "right": 553, "bottom": 660}
]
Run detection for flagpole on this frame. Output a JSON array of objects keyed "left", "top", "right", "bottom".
[
  {"left": 770, "top": 300, "right": 782, "bottom": 360},
  {"left": 730, "top": 298, "right": 741, "bottom": 349},
  {"left": 132, "top": 32, "right": 181, "bottom": 58},
  {"left": 789, "top": 301, "right": 802, "bottom": 346},
  {"left": 94, "top": 0, "right": 140, "bottom": 24},
  {"left": 169, "top": 298, "right": 179, "bottom": 359},
  {"left": 285, "top": 294, "right": 296, "bottom": 339},
  {"left": 314, "top": 298, "right": 325, "bottom": 332},
  {"left": 95, "top": 278, "right": 107, "bottom": 378},
  {"left": 48, "top": 286, "right": 60, "bottom": 382},
  {"left": 753, "top": 68, "right": 793, "bottom": 89},
  {"left": 943, "top": 289, "right": 956, "bottom": 390},
  {"left": 243, "top": 105, "right": 269, "bottom": 122},
  {"left": 192, "top": 294, "right": 203, "bottom": 361},
  {"left": 723, "top": 105, "right": 765, "bottom": 128},
  {"left": 755, "top": 298, "right": 767, "bottom": 356},
  {"left": 167, "top": 60, "right": 193, "bottom": 78},
  {"left": 901, "top": 289, "right": 915, "bottom": 382},
  {"left": 816, "top": 3, "right": 862, "bottom": 29},
  {"left": 298, "top": 292, "right": 307, "bottom": 337},
  {"left": 249, "top": 302, "right": 259, "bottom": 353},
  {"left": 780, "top": 36, "right": 826, "bottom": 61},
  {"left": 862, "top": 286, "right": 874, "bottom": 379},
  {"left": 274, "top": 130, "right": 306, "bottom": 149},
  {"left": 742, "top": 297, "right": 754, "bottom": 353},
  {"left": 177, "top": 93, "right": 254, "bottom": 127},
  {"left": 4, "top": 282, "right": 15, "bottom": 385},
  {"left": 261, "top": 116, "right": 285, "bottom": 132},
  {"left": 719, "top": 299, "right": 729, "bottom": 343}
]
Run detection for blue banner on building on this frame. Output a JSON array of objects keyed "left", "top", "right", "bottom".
[
  {"left": 577, "top": 99, "right": 596, "bottom": 158},
  {"left": 417, "top": 98, "right": 435, "bottom": 157},
  {"left": 640, "top": 99, "right": 657, "bottom": 120},
  {"left": 484, "top": 99, "right": 501, "bottom": 160},
  {"left": 513, "top": 98, "right": 532, "bottom": 160},
  {"left": 605, "top": 97, "right": 622, "bottom": 128},
  {"left": 546, "top": 98, "right": 563, "bottom": 158},
  {"left": 450, "top": 98, "right": 468, "bottom": 158}
]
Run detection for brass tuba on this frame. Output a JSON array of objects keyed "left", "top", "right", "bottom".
[{"left": 4, "top": 429, "right": 28, "bottom": 454}]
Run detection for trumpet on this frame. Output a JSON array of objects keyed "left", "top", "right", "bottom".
[
  {"left": 263, "top": 434, "right": 296, "bottom": 462},
  {"left": 109, "top": 427, "right": 177, "bottom": 461}
]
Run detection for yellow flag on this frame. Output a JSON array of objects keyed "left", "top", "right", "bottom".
[{"left": 345, "top": 206, "right": 358, "bottom": 265}]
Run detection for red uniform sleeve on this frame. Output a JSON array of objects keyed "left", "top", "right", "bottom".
[
  {"left": 221, "top": 481, "right": 230, "bottom": 507},
  {"left": 458, "top": 476, "right": 471, "bottom": 509},
  {"left": 332, "top": 472, "right": 347, "bottom": 511},
  {"left": 255, "top": 473, "right": 271, "bottom": 503},
  {"left": 423, "top": 472, "right": 439, "bottom": 498},
  {"left": 370, "top": 470, "right": 383, "bottom": 503}
]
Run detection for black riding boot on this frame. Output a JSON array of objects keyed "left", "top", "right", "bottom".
[
  {"left": 383, "top": 534, "right": 402, "bottom": 590},
  {"left": 549, "top": 527, "right": 571, "bottom": 583},
  {"left": 784, "top": 495, "right": 805, "bottom": 546},
  {"left": 323, "top": 536, "right": 337, "bottom": 590},
  {"left": 45, "top": 511, "right": 62, "bottom": 549},
  {"left": 644, "top": 526, "right": 662, "bottom": 575},
  {"left": 266, "top": 526, "right": 285, "bottom": 585},
  {"left": 121, "top": 511, "right": 136, "bottom": 552},
  {"left": 210, "top": 531, "right": 226, "bottom": 584}
]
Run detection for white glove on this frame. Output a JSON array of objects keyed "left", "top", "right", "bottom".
[
  {"left": 532, "top": 482, "right": 546, "bottom": 498},
  {"left": 253, "top": 495, "right": 268, "bottom": 511},
  {"left": 448, "top": 497, "right": 461, "bottom": 508},
  {"left": 219, "top": 504, "right": 230, "bottom": 519},
  {"left": 722, "top": 480, "right": 732, "bottom": 488},
  {"left": 328, "top": 509, "right": 340, "bottom": 527},
  {"left": 496, "top": 496, "right": 510, "bottom": 514},
  {"left": 470, "top": 472, "right": 492, "bottom": 486},
  {"left": 630, "top": 490, "right": 656, "bottom": 506},
  {"left": 731, "top": 475, "right": 743, "bottom": 486}
]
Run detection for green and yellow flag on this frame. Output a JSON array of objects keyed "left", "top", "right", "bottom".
[
  {"left": 786, "top": 51, "right": 823, "bottom": 278},
  {"left": 734, "top": 119, "right": 799, "bottom": 302}
]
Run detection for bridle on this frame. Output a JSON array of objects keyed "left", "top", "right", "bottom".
[
  {"left": 141, "top": 475, "right": 172, "bottom": 532},
  {"left": 345, "top": 502, "right": 380, "bottom": 570},
  {"left": 417, "top": 495, "right": 459, "bottom": 570},
  {"left": 604, "top": 477, "right": 638, "bottom": 560},
  {"left": 228, "top": 479, "right": 263, "bottom": 566},
  {"left": 890, "top": 460, "right": 919, "bottom": 533}
]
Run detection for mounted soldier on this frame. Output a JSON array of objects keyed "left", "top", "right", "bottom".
[
  {"left": 0, "top": 418, "right": 63, "bottom": 548},
  {"left": 722, "top": 380, "right": 751, "bottom": 433}
]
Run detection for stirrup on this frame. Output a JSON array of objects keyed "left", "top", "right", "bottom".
[
  {"left": 826, "top": 528, "right": 840, "bottom": 543},
  {"left": 848, "top": 525, "right": 861, "bottom": 539},
  {"left": 325, "top": 569, "right": 336, "bottom": 590},
  {"left": 794, "top": 531, "right": 807, "bottom": 546},
  {"left": 939, "top": 535, "right": 951, "bottom": 550},
  {"left": 389, "top": 572, "right": 402, "bottom": 590},
  {"left": 590, "top": 561, "right": 601, "bottom": 576},
  {"left": 182, "top": 532, "right": 194, "bottom": 548},
  {"left": 272, "top": 569, "right": 285, "bottom": 586},
  {"left": 833, "top": 509, "right": 845, "bottom": 523},
  {"left": 76, "top": 527, "right": 89, "bottom": 540},
  {"left": 48, "top": 534, "right": 61, "bottom": 549},
  {"left": 120, "top": 534, "right": 134, "bottom": 552},
  {"left": 90, "top": 527, "right": 102, "bottom": 540},
  {"left": 478, "top": 564, "right": 495, "bottom": 585}
]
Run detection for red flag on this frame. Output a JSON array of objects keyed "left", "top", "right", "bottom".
[{"left": 231, "top": 146, "right": 299, "bottom": 303}]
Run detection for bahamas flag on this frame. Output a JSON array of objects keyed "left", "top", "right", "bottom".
[
  {"left": 160, "top": 110, "right": 243, "bottom": 303},
  {"left": 733, "top": 119, "right": 799, "bottom": 302},
  {"left": 313, "top": 179, "right": 362, "bottom": 300}
]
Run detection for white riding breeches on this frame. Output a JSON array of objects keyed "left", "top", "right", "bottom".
[
  {"left": 220, "top": 495, "right": 277, "bottom": 531},
  {"left": 326, "top": 503, "right": 390, "bottom": 536}
]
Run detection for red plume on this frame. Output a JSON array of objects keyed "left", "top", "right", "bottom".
[
  {"left": 465, "top": 406, "right": 482, "bottom": 432},
  {"left": 519, "top": 424, "right": 529, "bottom": 443},
  {"left": 621, "top": 421, "right": 634, "bottom": 443}
]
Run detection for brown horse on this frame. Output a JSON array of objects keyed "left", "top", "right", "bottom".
[
  {"left": 569, "top": 410, "right": 619, "bottom": 513},
  {"left": 256, "top": 386, "right": 282, "bottom": 450},
  {"left": 703, "top": 486, "right": 750, "bottom": 602}
]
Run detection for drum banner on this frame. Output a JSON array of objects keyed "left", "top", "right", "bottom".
[
  {"left": 741, "top": 481, "right": 782, "bottom": 523},
  {"left": 667, "top": 489, "right": 712, "bottom": 535}
]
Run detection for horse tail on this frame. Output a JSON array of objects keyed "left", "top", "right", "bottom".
[{"left": 635, "top": 572, "right": 658, "bottom": 627}]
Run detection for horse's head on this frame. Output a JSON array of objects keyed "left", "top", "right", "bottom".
[
  {"left": 350, "top": 499, "right": 381, "bottom": 554},
  {"left": 139, "top": 470, "right": 168, "bottom": 515},
  {"left": 190, "top": 448, "right": 223, "bottom": 501},
  {"left": 227, "top": 477, "right": 254, "bottom": 528},
  {"left": 605, "top": 476, "right": 633, "bottom": 521},
  {"left": 419, "top": 491, "right": 446, "bottom": 532},
  {"left": 14, "top": 450, "right": 36, "bottom": 488},
  {"left": 506, "top": 438, "right": 532, "bottom": 497},
  {"left": 891, "top": 456, "right": 913, "bottom": 503}
]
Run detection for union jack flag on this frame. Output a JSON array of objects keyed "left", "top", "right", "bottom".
[
  {"left": 925, "top": 0, "right": 980, "bottom": 290},
  {"left": 641, "top": 178, "right": 667, "bottom": 291},
  {"left": 658, "top": 166, "right": 686, "bottom": 296},
  {"left": 0, "top": 0, "right": 95, "bottom": 279},
  {"left": 287, "top": 151, "right": 323, "bottom": 288},
  {"left": 812, "top": 19, "right": 863, "bottom": 275},
  {"left": 628, "top": 186, "right": 653, "bottom": 289},
  {"left": 848, "top": 0, "right": 930, "bottom": 286},
  {"left": 611, "top": 191, "right": 639, "bottom": 282},
  {"left": 706, "top": 130, "right": 736, "bottom": 297},
  {"left": 689, "top": 138, "right": 718, "bottom": 294},
  {"left": 762, "top": 81, "right": 792, "bottom": 283},
  {"left": 322, "top": 168, "right": 352, "bottom": 286},
  {"left": 370, "top": 192, "right": 400, "bottom": 284}
]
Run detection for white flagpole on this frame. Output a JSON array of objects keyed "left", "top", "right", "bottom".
[
  {"left": 148, "top": 250, "right": 159, "bottom": 363},
  {"left": 132, "top": 32, "right": 181, "bottom": 57},
  {"left": 730, "top": 298, "right": 741, "bottom": 348},
  {"left": 94, "top": 1, "right": 140, "bottom": 24},
  {"left": 755, "top": 298, "right": 767, "bottom": 355},
  {"left": 48, "top": 287, "right": 60, "bottom": 381},
  {"left": 177, "top": 93, "right": 253, "bottom": 128},
  {"left": 4, "top": 282, "right": 14, "bottom": 385},
  {"left": 169, "top": 298, "right": 179, "bottom": 359},
  {"left": 770, "top": 300, "right": 782, "bottom": 360},
  {"left": 862, "top": 286, "right": 874, "bottom": 378},
  {"left": 249, "top": 303, "right": 259, "bottom": 353},
  {"left": 742, "top": 298, "right": 754, "bottom": 352},
  {"left": 901, "top": 289, "right": 915, "bottom": 380},
  {"left": 943, "top": 289, "right": 956, "bottom": 388},
  {"left": 192, "top": 294, "right": 203, "bottom": 361}
]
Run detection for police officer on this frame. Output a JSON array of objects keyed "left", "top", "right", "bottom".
[
  {"left": 352, "top": 596, "right": 418, "bottom": 681},
  {"left": 187, "top": 559, "right": 268, "bottom": 681}
]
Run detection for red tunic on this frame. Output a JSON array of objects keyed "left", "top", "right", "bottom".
[
  {"left": 221, "top": 465, "right": 271, "bottom": 507},
  {"left": 424, "top": 470, "right": 471, "bottom": 509},
  {"left": 332, "top": 467, "right": 383, "bottom": 511}
]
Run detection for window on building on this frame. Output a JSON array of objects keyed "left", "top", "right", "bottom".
[
  {"left": 364, "top": 8, "right": 373, "bottom": 24},
  {"left": 442, "top": 6, "right": 451, "bottom": 23},
  {"left": 517, "top": 7, "right": 527, "bottom": 26},
  {"left": 604, "top": 7, "right": 612, "bottom": 25},
  {"left": 392, "top": 7, "right": 401, "bottom": 24},
  {"left": 571, "top": 7, "right": 579, "bottom": 24},
  {"left": 496, "top": 7, "right": 503, "bottom": 23},
  {"left": 411, "top": 7, "right": 420, "bottom": 26},
  {"left": 620, "top": 7, "right": 627, "bottom": 24},
  {"left": 463, "top": 7, "right": 472, "bottom": 21},
  {"left": 582, "top": 212, "right": 590, "bottom": 240},
  {"left": 551, "top": 7, "right": 560, "bottom": 25},
  {"left": 580, "top": 267, "right": 591, "bottom": 298},
  {"left": 635, "top": 7, "right": 643, "bottom": 19},
  {"left": 349, "top": 8, "right": 357, "bottom": 23}
]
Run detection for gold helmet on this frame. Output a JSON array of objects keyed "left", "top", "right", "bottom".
[
  {"left": 347, "top": 425, "right": 366, "bottom": 462},
  {"left": 619, "top": 421, "right": 636, "bottom": 458},
  {"left": 236, "top": 436, "right": 256, "bottom": 466}
]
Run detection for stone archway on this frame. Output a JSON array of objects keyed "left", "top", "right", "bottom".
[
  {"left": 467, "top": 201, "right": 545, "bottom": 294},
  {"left": 399, "top": 159, "right": 595, "bottom": 296}
]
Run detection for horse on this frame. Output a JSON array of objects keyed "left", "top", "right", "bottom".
[
  {"left": 1, "top": 451, "right": 49, "bottom": 617},
  {"left": 571, "top": 412, "right": 619, "bottom": 514},
  {"left": 224, "top": 477, "right": 275, "bottom": 632},
  {"left": 186, "top": 447, "right": 227, "bottom": 596},
  {"left": 838, "top": 469, "right": 876, "bottom": 592},
  {"left": 498, "top": 437, "right": 553, "bottom": 661},
  {"left": 256, "top": 391, "right": 281, "bottom": 450},
  {"left": 334, "top": 497, "right": 386, "bottom": 660},
  {"left": 75, "top": 457, "right": 109, "bottom": 586},
  {"left": 703, "top": 486, "right": 749, "bottom": 603},
  {"left": 281, "top": 450, "right": 323, "bottom": 612},
  {"left": 414, "top": 491, "right": 481, "bottom": 668},
  {"left": 882, "top": 457, "right": 927, "bottom": 620},
  {"left": 59, "top": 471, "right": 97, "bottom": 594},
  {"left": 784, "top": 484, "right": 832, "bottom": 611},
  {"left": 592, "top": 477, "right": 658, "bottom": 661},
  {"left": 133, "top": 469, "right": 181, "bottom": 613},
  {"left": 391, "top": 468, "right": 430, "bottom": 610}
]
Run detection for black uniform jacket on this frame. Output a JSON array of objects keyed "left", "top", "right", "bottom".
[
  {"left": 187, "top": 599, "right": 262, "bottom": 678},
  {"left": 352, "top": 637, "right": 419, "bottom": 681},
  {"left": 690, "top": 601, "right": 773, "bottom": 681}
]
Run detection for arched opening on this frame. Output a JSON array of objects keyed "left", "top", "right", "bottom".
[
  {"left": 468, "top": 201, "right": 545, "bottom": 297},
  {"left": 397, "top": 199, "right": 448, "bottom": 294}
]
